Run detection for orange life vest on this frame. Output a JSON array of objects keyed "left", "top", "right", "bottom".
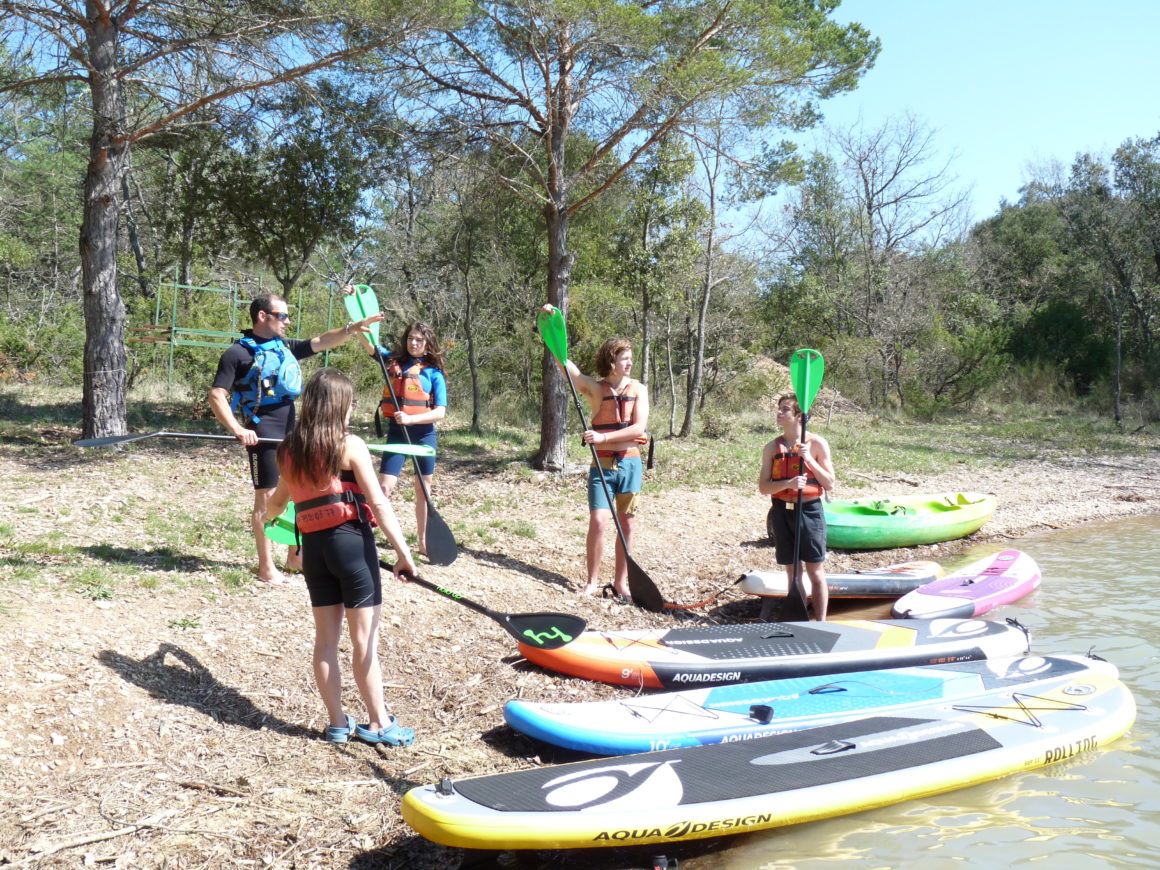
[
  {"left": 379, "top": 357, "right": 434, "bottom": 419},
  {"left": 286, "top": 468, "right": 374, "bottom": 533},
  {"left": 769, "top": 437, "right": 823, "bottom": 502},
  {"left": 592, "top": 379, "right": 648, "bottom": 459}
]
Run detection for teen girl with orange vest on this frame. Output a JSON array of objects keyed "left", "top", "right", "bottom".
[
  {"left": 266, "top": 368, "right": 417, "bottom": 746},
  {"left": 540, "top": 304, "right": 651, "bottom": 600},
  {"left": 758, "top": 391, "right": 836, "bottom": 620},
  {"left": 356, "top": 321, "right": 448, "bottom": 559}
]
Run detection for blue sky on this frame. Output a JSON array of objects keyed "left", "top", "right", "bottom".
[{"left": 803, "top": 0, "right": 1160, "bottom": 223}]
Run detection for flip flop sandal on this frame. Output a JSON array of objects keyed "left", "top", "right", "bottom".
[
  {"left": 324, "top": 713, "right": 356, "bottom": 744},
  {"left": 600, "top": 584, "right": 632, "bottom": 605},
  {"left": 355, "top": 716, "right": 415, "bottom": 747}
]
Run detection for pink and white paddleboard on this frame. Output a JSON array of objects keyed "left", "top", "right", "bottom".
[{"left": 891, "top": 549, "right": 1040, "bottom": 619}]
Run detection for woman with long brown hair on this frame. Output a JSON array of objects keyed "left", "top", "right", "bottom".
[
  {"left": 355, "top": 320, "right": 448, "bottom": 558},
  {"left": 266, "top": 368, "right": 417, "bottom": 745}
]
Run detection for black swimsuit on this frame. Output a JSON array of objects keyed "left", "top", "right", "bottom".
[{"left": 298, "top": 472, "right": 381, "bottom": 609}]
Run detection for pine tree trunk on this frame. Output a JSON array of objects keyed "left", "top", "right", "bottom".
[
  {"left": 463, "top": 275, "right": 482, "bottom": 433},
  {"left": 80, "top": 7, "right": 129, "bottom": 439},
  {"left": 536, "top": 204, "right": 572, "bottom": 471}
]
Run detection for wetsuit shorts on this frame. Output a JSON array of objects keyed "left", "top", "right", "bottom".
[
  {"left": 300, "top": 521, "right": 382, "bottom": 609},
  {"left": 379, "top": 422, "right": 437, "bottom": 477},
  {"left": 588, "top": 456, "right": 642, "bottom": 514},
  {"left": 246, "top": 401, "right": 294, "bottom": 490},
  {"left": 768, "top": 498, "right": 827, "bottom": 565}
]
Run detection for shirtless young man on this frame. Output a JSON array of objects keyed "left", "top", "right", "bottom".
[
  {"left": 542, "top": 306, "right": 650, "bottom": 598},
  {"left": 758, "top": 392, "right": 836, "bottom": 620}
]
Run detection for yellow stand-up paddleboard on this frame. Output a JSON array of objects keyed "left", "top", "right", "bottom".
[{"left": 403, "top": 663, "right": 1135, "bottom": 850}]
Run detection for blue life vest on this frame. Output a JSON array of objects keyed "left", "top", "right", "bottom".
[{"left": 231, "top": 336, "right": 303, "bottom": 424}]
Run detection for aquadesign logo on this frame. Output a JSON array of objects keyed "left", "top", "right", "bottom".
[
  {"left": 541, "top": 760, "right": 683, "bottom": 810},
  {"left": 670, "top": 671, "right": 741, "bottom": 684},
  {"left": 592, "top": 813, "right": 775, "bottom": 842}
]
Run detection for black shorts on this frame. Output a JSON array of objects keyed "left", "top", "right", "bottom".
[
  {"left": 245, "top": 402, "right": 294, "bottom": 490},
  {"left": 248, "top": 444, "right": 280, "bottom": 490},
  {"left": 767, "top": 499, "right": 827, "bottom": 565},
  {"left": 300, "top": 521, "right": 382, "bottom": 609}
]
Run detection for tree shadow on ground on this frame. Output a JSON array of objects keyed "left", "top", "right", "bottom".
[
  {"left": 98, "top": 642, "right": 312, "bottom": 737},
  {"left": 460, "top": 547, "right": 575, "bottom": 592},
  {"left": 348, "top": 835, "right": 462, "bottom": 869},
  {"left": 476, "top": 721, "right": 604, "bottom": 764},
  {"left": 352, "top": 832, "right": 733, "bottom": 869},
  {"left": 79, "top": 543, "right": 240, "bottom": 573}
]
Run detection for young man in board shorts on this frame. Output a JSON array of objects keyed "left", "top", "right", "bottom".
[
  {"left": 208, "top": 293, "right": 379, "bottom": 586},
  {"left": 542, "top": 305, "right": 650, "bottom": 598},
  {"left": 758, "top": 391, "right": 835, "bottom": 620}
]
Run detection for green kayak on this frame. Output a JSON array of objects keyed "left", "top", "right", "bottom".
[{"left": 823, "top": 492, "right": 997, "bottom": 550}]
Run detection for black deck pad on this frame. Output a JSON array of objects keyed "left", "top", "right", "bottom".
[
  {"left": 657, "top": 622, "right": 840, "bottom": 661},
  {"left": 455, "top": 715, "right": 1001, "bottom": 813}
]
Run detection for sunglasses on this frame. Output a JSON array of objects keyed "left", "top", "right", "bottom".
[{"left": 269, "top": 311, "right": 290, "bottom": 322}]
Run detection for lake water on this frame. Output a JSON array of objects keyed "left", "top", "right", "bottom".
[{"left": 690, "top": 513, "right": 1160, "bottom": 870}]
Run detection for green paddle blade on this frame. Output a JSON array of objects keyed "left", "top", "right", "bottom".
[
  {"left": 537, "top": 306, "right": 568, "bottom": 365},
  {"left": 264, "top": 502, "right": 298, "bottom": 546},
  {"left": 789, "top": 348, "right": 825, "bottom": 414},
  {"left": 367, "top": 442, "right": 436, "bottom": 457},
  {"left": 343, "top": 284, "right": 381, "bottom": 346}
]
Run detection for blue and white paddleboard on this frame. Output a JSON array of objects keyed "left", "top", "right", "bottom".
[{"left": 504, "top": 654, "right": 1113, "bottom": 755}]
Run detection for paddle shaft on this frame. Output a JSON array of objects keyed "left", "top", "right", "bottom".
[
  {"left": 375, "top": 351, "right": 436, "bottom": 503},
  {"left": 558, "top": 362, "right": 664, "bottom": 610},
  {"left": 402, "top": 569, "right": 498, "bottom": 620},
  {"left": 786, "top": 348, "right": 824, "bottom": 621},
  {"left": 382, "top": 561, "right": 585, "bottom": 649},
  {"left": 75, "top": 430, "right": 432, "bottom": 456},
  {"left": 75, "top": 431, "right": 283, "bottom": 447},
  {"left": 535, "top": 307, "right": 664, "bottom": 611},
  {"left": 788, "top": 411, "right": 814, "bottom": 620}
]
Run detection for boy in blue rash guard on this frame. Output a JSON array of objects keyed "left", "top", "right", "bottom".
[{"left": 354, "top": 319, "right": 448, "bottom": 559}]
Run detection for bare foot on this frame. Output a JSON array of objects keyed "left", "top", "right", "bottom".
[
  {"left": 251, "top": 567, "right": 291, "bottom": 587},
  {"left": 579, "top": 582, "right": 599, "bottom": 597},
  {"left": 613, "top": 585, "right": 631, "bottom": 598}
]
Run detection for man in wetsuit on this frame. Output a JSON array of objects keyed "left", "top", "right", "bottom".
[{"left": 208, "top": 293, "right": 378, "bottom": 586}]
